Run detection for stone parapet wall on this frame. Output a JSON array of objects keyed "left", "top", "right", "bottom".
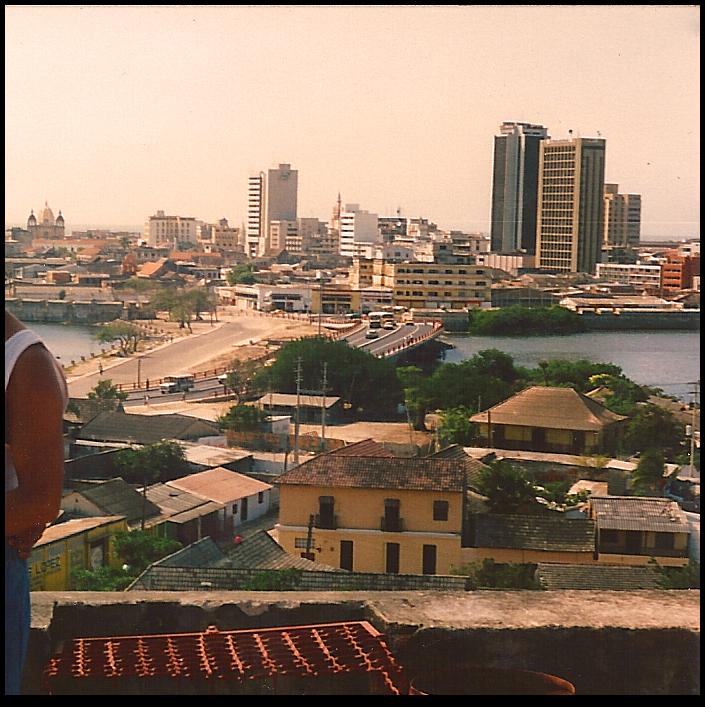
[
  {"left": 5, "top": 297, "right": 124, "bottom": 324},
  {"left": 24, "top": 590, "right": 699, "bottom": 694}
]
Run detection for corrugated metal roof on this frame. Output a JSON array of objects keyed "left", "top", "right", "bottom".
[
  {"left": 145, "top": 483, "right": 217, "bottom": 516},
  {"left": 36, "top": 516, "right": 126, "bottom": 546},
  {"left": 70, "top": 478, "right": 161, "bottom": 524},
  {"left": 180, "top": 442, "right": 252, "bottom": 468},
  {"left": 469, "top": 386, "right": 626, "bottom": 431},
  {"left": 589, "top": 496, "right": 689, "bottom": 533},
  {"left": 166, "top": 467, "right": 272, "bottom": 504},
  {"left": 474, "top": 514, "right": 596, "bottom": 552},
  {"left": 155, "top": 537, "right": 231, "bottom": 569},
  {"left": 277, "top": 456, "right": 465, "bottom": 493},
  {"left": 78, "top": 411, "right": 221, "bottom": 444},
  {"left": 255, "top": 393, "right": 341, "bottom": 409},
  {"left": 537, "top": 563, "right": 660, "bottom": 590}
]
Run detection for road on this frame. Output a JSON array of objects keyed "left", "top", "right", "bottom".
[
  {"left": 340, "top": 321, "right": 435, "bottom": 357},
  {"left": 67, "top": 316, "right": 289, "bottom": 398}
]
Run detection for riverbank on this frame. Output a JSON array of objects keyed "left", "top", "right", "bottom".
[{"left": 64, "top": 308, "right": 323, "bottom": 383}]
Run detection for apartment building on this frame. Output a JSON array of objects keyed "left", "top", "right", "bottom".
[
  {"left": 198, "top": 218, "right": 243, "bottom": 253},
  {"left": 145, "top": 210, "right": 198, "bottom": 248},
  {"left": 660, "top": 251, "right": 700, "bottom": 292},
  {"left": 275, "top": 454, "right": 467, "bottom": 575},
  {"left": 246, "top": 164, "right": 298, "bottom": 257},
  {"left": 595, "top": 262, "right": 661, "bottom": 288},
  {"left": 339, "top": 204, "right": 379, "bottom": 258},
  {"left": 536, "top": 136, "right": 606, "bottom": 274},
  {"left": 490, "top": 121, "right": 549, "bottom": 254},
  {"left": 604, "top": 184, "right": 641, "bottom": 248},
  {"left": 374, "top": 260, "right": 491, "bottom": 310}
]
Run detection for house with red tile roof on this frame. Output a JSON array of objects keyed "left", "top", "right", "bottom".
[{"left": 275, "top": 453, "right": 467, "bottom": 575}]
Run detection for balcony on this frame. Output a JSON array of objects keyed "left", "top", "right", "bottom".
[
  {"left": 314, "top": 513, "right": 338, "bottom": 530},
  {"left": 381, "top": 516, "right": 404, "bottom": 532}
]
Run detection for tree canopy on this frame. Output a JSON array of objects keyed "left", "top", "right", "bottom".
[
  {"left": 467, "top": 305, "right": 586, "bottom": 336},
  {"left": 94, "top": 320, "right": 143, "bottom": 356},
  {"left": 226, "top": 264, "right": 257, "bottom": 285},
  {"left": 255, "top": 337, "right": 403, "bottom": 419},
  {"left": 476, "top": 460, "right": 539, "bottom": 515},
  {"left": 631, "top": 449, "right": 670, "bottom": 496},
  {"left": 113, "top": 440, "right": 189, "bottom": 485},
  {"left": 216, "top": 404, "right": 270, "bottom": 433},
  {"left": 624, "top": 404, "right": 687, "bottom": 461},
  {"left": 87, "top": 378, "right": 128, "bottom": 401}
]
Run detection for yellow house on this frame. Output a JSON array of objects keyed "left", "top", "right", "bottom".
[
  {"left": 275, "top": 454, "right": 467, "bottom": 575},
  {"left": 470, "top": 386, "right": 626, "bottom": 456},
  {"left": 28, "top": 516, "right": 128, "bottom": 591}
]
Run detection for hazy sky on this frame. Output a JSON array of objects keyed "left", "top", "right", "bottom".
[{"left": 5, "top": 5, "right": 700, "bottom": 239}]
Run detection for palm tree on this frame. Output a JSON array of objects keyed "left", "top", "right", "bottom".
[{"left": 631, "top": 449, "right": 671, "bottom": 496}]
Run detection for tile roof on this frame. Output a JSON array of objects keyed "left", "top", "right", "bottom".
[
  {"left": 589, "top": 496, "right": 689, "bottom": 533},
  {"left": 536, "top": 563, "right": 660, "bottom": 590},
  {"left": 329, "top": 438, "right": 395, "bottom": 457},
  {"left": 77, "top": 411, "right": 221, "bottom": 444},
  {"left": 225, "top": 530, "right": 344, "bottom": 572},
  {"left": 429, "top": 444, "right": 489, "bottom": 490},
  {"left": 155, "top": 537, "right": 231, "bottom": 569},
  {"left": 68, "top": 477, "right": 161, "bottom": 525},
  {"left": 166, "top": 467, "right": 272, "bottom": 504},
  {"left": 255, "top": 393, "right": 341, "bottom": 408},
  {"left": 277, "top": 456, "right": 466, "bottom": 493},
  {"left": 474, "top": 514, "right": 596, "bottom": 552},
  {"left": 469, "top": 386, "right": 627, "bottom": 431}
]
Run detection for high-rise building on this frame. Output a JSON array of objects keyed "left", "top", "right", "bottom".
[
  {"left": 603, "top": 184, "right": 641, "bottom": 249},
  {"left": 339, "top": 204, "right": 379, "bottom": 258},
  {"left": 246, "top": 164, "right": 298, "bottom": 257},
  {"left": 490, "top": 122, "right": 549, "bottom": 254},
  {"left": 536, "top": 136, "right": 606, "bottom": 274}
]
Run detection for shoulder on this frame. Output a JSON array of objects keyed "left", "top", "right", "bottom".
[{"left": 4, "top": 309, "right": 26, "bottom": 342}]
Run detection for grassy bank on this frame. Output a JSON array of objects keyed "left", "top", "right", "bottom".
[{"left": 467, "top": 305, "right": 586, "bottom": 336}]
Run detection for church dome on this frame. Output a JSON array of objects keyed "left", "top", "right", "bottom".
[
  {"left": 56, "top": 211, "right": 64, "bottom": 222},
  {"left": 41, "top": 201, "right": 55, "bottom": 225},
  {"left": 28, "top": 210, "right": 37, "bottom": 224}
]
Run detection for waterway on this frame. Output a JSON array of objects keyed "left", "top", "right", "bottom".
[
  {"left": 441, "top": 330, "right": 700, "bottom": 403},
  {"left": 20, "top": 322, "right": 700, "bottom": 403}
]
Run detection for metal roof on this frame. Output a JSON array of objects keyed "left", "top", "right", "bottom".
[
  {"left": 66, "top": 478, "right": 161, "bottom": 525},
  {"left": 36, "top": 516, "right": 126, "bottom": 547},
  {"left": 589, "top": 496, "right": 689, "bottom": 533},
  {"left": 165, "top": 467, "right": 272, "bottom": 505},
  {"left": 536, "top": 563, "right": 660, "bottom": 590},
  {"left": 255, "top": 393, "right": 341, "bottom": 409}
]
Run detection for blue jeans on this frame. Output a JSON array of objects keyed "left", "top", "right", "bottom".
[{"left": 5, "top": 545, "right": 30, "bottom": 695}]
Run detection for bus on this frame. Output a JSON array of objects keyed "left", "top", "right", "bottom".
[
  {"left": 160, "top": 374, "right": 195, "bottom": 394},
  {"left": 368, "top": 311, "right": 395, "bottom": 329}
]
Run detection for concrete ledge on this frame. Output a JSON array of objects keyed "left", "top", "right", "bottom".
[{"left": 25, "top": 590, "right": 700, "bottom": 694}]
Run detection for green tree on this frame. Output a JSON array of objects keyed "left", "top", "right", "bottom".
[
  {"left": 153, "top": 288, "right": 194, "bottom": 330},
  {"left": 114, "top": 441, "right": 189, "bottom": 485},
  {"left": 624, "top": 405, "right": 687, "bottom": 461},
  {"left": 216, "top": 404, "right": 270, "bottom": 433},
  {"left": 222, "top": 359, "right": 260, "bottom": 402},
  {"left": 476, "top": 460, "right": 539, "bottom": 515},
  {"left": 256, "top": 337, "right": 403, "bottom": 419},
  {"left": 57, "top": 288, "right": 67, "bottom": 300},
  {"left": 184, "top": 287, "right": 217, "bottom": 322},
  {"left": 226, "top": 264, "right": 257, "bottom": 285},
  {"left": 245, "top": 568, "right": 303, "bottom": 591},
  {"left": 631, "top": 449, "right": 672, "bottom": 496},
  {"left": 438, "top": 407, "right": 478, "bottom": 446},
  {"left": 113, "top": 530, "right": 182, "bottom": 573},
  {"left": 397, "top": 366, "right": 436, "bottom": 430},
  {"left": 587, "top": 373, "right": 649, "bottom": 415},
  {"left": 451, "top": 558, "right": 543, "bottom": 589},
  {"left": 72, "top": 566, "right": 135, "bottom": 592},
  {"left": 94, "top": 320, "right": 144, "bottom": 356},
  {"left": 87, "top": 378, "right": 129, "bottom": 401},
  {"left": 466, "top": 305, "right": 586, "bottom": 336},
  {"left": 536, "top": 480, "right": 571, "bottom": 505}
]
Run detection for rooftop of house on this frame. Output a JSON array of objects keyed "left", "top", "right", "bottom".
[
  {"left": 589, "top": 496, "right": 690, "bottom": 533},
  {"left": 63, "top": 477, "right": 161, "bottom": 526},
  {"left": 473, "top": 514, "right": 596, "bottom": 553},
  {"left": 165, "top": 467, "right": 272, "bottom": 505},
  {"left": 37, "top": 515, "right": 126, "bottom": 547},
  {"left": 329, "top": 438, "right": 395, "bottom": 458},
  {"left": 469, "top": 386, "right": 627, "bottom": 431},
  {"left": 255, "top": 393, "right": 341, "bottom": 409},
  {"left": 536, "top": 563, "right": 660, "bottom": 591},
  {"left": 64, "top": 397, "right": 125, "bottom": 425},
  {"left": 179, "top": 441, "right": 253, "bottom": 469},
  {"left": 277, "top": 455, "right": 466, "bottom": 493},
  {"left": 77, "top": 411, "right": 221, "bottom": 444},
  {"left": 429, "top": 444, "right": 490, "bottom": 491}
]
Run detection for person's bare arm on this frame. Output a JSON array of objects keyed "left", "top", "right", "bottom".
[{"left": 5, "top": 343, "right": 65, "bottom": 541}]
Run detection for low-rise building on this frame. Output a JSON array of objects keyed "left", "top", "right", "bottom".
[
  {"left": 588, "top": 496, "right": 690, "bottom": 566},
  {"left": 28, "top": 516, "right": 128, "bottom": 590},
  {"left": 275, "top": 454, "right": 467, "bottom": 575},
  {"left": 470, "top": 386, "right": 627, "bottom": 456}
]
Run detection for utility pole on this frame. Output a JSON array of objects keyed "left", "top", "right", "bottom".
[
  {"left": 688, "top": 380, "right": 699, "bottom": 476},
  {"left": 321, "top": 362, "right": 329, "bottom": 449},
  {"left": 294, "top": 357, "right": 302, "bottom": 465}
]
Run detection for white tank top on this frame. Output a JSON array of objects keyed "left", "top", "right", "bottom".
[{"left": 5, "top": 329, "right": 69, "bottom": 492}]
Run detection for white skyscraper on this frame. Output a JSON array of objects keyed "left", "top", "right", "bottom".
[{"left": 246, "top": 164, "right": 298, "bottom": 257}]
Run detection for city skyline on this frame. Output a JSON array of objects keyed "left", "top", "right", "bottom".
[{"left": 5, "top": 6, "right": 700, "bottom": 240}]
